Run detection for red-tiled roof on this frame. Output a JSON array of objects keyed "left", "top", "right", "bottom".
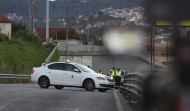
[
  {"left": 36, "top": 28, "right": 80, "bottom": 42},
  {"left": 0, "top": 13, "right": 12, "bottom": 23}
]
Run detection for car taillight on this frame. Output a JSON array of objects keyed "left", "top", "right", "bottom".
[
  {"left": 32, "top": 70, "right": 35, "bottom": 74},
  {"left": 105, "top": 76, "right": 111, "bottom": 79}
]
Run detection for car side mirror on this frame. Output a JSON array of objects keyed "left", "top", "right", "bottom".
[{"left": 74, "top": 69, "right": 80, "bottom": 72}]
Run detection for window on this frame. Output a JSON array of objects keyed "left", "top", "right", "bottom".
[
  {"left": 65, "top": 64, "right": 79, "bottom": 72},
  {"left": 75, "top": 64, "right": 95, "bottom": 72},
  {"left": 0, "top": 25, "right": 5, "bottom": 31},
  {"left": 48, "top": 63, "right": 65, "bottom": 70}
]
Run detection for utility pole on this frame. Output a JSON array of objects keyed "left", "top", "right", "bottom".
[
  {"left": 66, "top": 6, "right": 69, "bottom": 59},
  {"left": 87, "top": 14, "right": 90, "bottom": 44},
  {"left": 28, "top": 0, "right": 31, "bottom": 32},
  {"left": 31, "top": 0, "right": 34, "bottom": 32},
  {"left": 66, "top": 0, "right": 88, "bottom": 59}
]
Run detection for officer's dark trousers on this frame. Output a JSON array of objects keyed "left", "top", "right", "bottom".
[{"left": 115, "top": 76, "right": 121, "bottom": 87}]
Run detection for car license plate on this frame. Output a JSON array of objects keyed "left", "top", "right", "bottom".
[{"left": 109, "top": 83, "right": 114, "bottom": 85}]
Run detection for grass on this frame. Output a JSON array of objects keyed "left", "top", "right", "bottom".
[
  {"left": 50, "top": 49, "right": 61, "bottom": 63},
  {"left": 0, "top": 39, "right": 60, "bottom": 75}
]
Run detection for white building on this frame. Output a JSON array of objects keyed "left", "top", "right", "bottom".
[{"left": 0, "top": 13, "right": 12, "bottom": 39}]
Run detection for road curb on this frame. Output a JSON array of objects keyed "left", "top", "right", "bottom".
[{"left": 114, "top": 90, "right": 124, "bottom": 111}]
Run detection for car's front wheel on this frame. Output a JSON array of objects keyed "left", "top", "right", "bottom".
[
  {"left": 98, "top": 89, "right": 108, "bottom": 92},
  {"left": 84, "top": 79, "right": 95, "bottom": 91},
  {"left": 38, "top": 76, "right": 50, "bottom": 88},
  {"left": 54, "top": 85, "right": 64, "bottom": 89}
]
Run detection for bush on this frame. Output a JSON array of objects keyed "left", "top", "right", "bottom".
[
  {"left": 44, "top": 43, "right": 55, "bottom": 48},
  {"left": 22, "top": 31, "right": 42, "bottom": 46},
  {"left": 12, "top": 31, "right": 42, "bottom": 46},
  {"left": 0, "top": 33, "right": 9, "bottom": 42}
]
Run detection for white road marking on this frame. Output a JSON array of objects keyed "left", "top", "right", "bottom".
[{"left": 114, "top": 90, "right": 124, "bottom": 111}]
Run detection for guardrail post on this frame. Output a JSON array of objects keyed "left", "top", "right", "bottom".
[
  {"left": 3, "top": 79, "right": 7, "bottom": 84},
  {"left": 13, "top": 78, "right": 16, "bottom": 84}
]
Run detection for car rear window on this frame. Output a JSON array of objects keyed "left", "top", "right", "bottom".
[{"left": 48, "top": 63, "right": 65, "bottom": 70}]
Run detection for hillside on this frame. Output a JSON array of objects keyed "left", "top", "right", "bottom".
[
  {"left": 0, "top": 33, "right": 61, "bottom": 75},
  {"left": 0, "top": 0, "right": 141, "bottom": 19}
]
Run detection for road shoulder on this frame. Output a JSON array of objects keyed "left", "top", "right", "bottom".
[{"left": 114, "top": 89, "right": 134, "bottom": 111}]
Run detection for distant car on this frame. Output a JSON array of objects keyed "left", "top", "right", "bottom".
[{"left": 31, "top": 62, "right": 115, "bottom": 92}]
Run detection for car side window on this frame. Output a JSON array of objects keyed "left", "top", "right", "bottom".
[
  {"left": 65, "top": 64, "right": 79, "bottom": 72},
  {"left": 48, "top": 63, "right": 65, "bottom": 70}
]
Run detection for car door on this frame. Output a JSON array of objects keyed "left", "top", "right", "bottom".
[
  {"left": 48, "top": 63, "right": 65, "bottom": 85},
  {"left": 63, "top": 64, "right": 83, "bottom": 86}
]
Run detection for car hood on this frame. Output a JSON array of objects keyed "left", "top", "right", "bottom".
[{"left": 85, "top": 72, "right": 106, "bottom": 77}]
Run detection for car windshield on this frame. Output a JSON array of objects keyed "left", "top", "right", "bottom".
[{"left": 75, "top": 64, "right": 95, "bottom": 73}]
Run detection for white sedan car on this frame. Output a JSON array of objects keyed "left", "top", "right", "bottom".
[{"left": 31, "top": 62, "right": 115, "bottom": 92}]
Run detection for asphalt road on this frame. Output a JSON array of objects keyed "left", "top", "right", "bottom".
[{"left": 0, "top": 84, "right": 133, "bottom": 111}]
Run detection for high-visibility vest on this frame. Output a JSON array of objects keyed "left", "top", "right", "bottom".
[
  {"left": 98, "top": 72, "right": 103, "bottom": 74},
  {"left": 42, "top": 63, "right": 45, "bottom": 66},
  {"left": 116, "top": 71, "right": 121, "bottom": 76},
  {"left": 110, "top": 70, "right": 113, "bottom": 74},
  {"left": 111, "top": 70, "right": 116, "bottom": 78}
]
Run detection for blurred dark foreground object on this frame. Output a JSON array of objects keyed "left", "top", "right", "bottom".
[
  {"left": 144, "top": 0, "right": 190, "bottom": 26},
  {"left": 144, "top": 39, "right": 190, "bottom": 111}
]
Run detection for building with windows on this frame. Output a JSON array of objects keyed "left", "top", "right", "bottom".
[{"left": 0, "top": 13, "right": 12, "bottom": 38}]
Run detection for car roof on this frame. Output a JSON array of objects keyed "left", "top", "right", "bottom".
[{"left": 47, "top": 62, "right": 77, "bottom": 65}]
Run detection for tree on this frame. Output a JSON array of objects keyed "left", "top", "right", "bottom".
[
  {"left": 57, "top": 30, "right": 79, "bottom": 40},
  {"left": 12, "top": 22, "right": 26, "bottom": 37},
  {"left": 57, "top": 30, "right": 66, "bottom": 40}
]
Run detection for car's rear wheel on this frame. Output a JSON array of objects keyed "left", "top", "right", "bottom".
[
  {"left": 84, "top": 79, "right": 95, "bottom": 91},
  {"left": 98, "top": 89, "right": 108, "bottom": 92},
  {"left": 39, "top": 76, "right": 50, "bottom": 88},
  {"left": 54, "top": 85, "right": 64, "bottom": 89}
]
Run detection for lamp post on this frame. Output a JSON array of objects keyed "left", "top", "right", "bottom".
[
  {"left": 66, "top": 0, "right": 87, "bottom": 59},
  {"left": 162, "top": 33, "right": 170, "bottom": 67},
  {"left": 32, "top": 0, "right": 34, "bottom": 32},
  {"left": 46, "top": 0, "right": 56, "bottom": 44}
]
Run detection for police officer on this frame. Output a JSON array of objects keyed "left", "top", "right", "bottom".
[
  {"left": 110, "top": 67, "right": 116, "bottom": 78},
  {"left": 42, "top": 61, "right": 46, "bottom": 67},
  {"left": 98, "top": 69, "right": 103, "bottom": 74},
  {"left": 115, "top": 68, "right": 122, "bottom": 88}
]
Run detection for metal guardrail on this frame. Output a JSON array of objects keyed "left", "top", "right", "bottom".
[
  {"left": 61, "top": 51, "right": 104, "bottom": 56},
  {"left": 0, "top": 74, "right": 31, "bottom": 84},
  {"left": 57, "top": 43, "right": 104, "bottom": 52},
  {"left": 122, "top": 73, "right": 144, "bottom": 99}
]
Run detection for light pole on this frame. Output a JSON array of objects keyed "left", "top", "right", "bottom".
[
  {"left": 66, "top": 0, "right": 87, "bottom": 59},
  {"left": 32, "top": 0, "right": 34, "bottom": 32},
  {"left": 28, "top": 0, "right": 31, "bottom": 32},
  {"left": 46, "top": 0, "right": 56, "bottom": 44},
  {"left": 162, "top": 33, "right": 170, "bottom": 67}
]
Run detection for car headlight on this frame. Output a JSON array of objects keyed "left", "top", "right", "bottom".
[{"left": 97, "top": 77, "right": 105, "bottom": 80}]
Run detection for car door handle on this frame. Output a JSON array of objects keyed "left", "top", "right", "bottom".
[
  {"left": 47, "top": 72, "right": 51, "bottom": 73},
  {"left": 71, "top": 75, "right": 74, "bottom": 78}
]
